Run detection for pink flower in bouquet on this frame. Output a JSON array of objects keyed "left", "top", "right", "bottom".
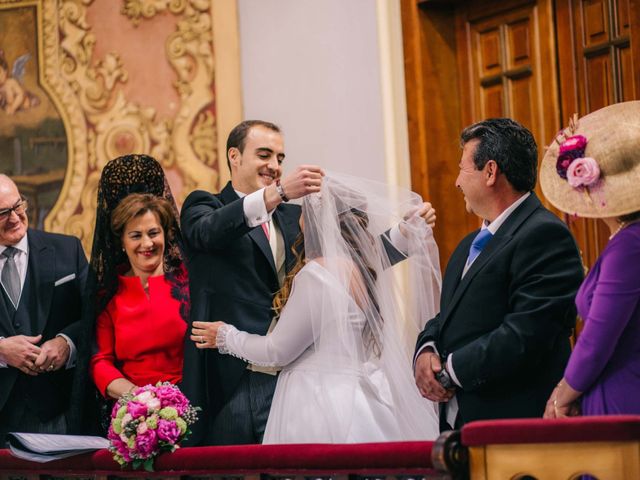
[
  {"left": 137, "top": 421, "right": 149, "bottom": 434},
  {"left": 121, "top": 413, "right": 133, "bottom": 426},
  {"left": 155, "top": 385, "right": 190, "bottom": 414},
  {"left": 112, "top": 438, "right": 130, "bottom": 459},
  {"left": 135, "top": 428, "right": 158, "bottom": 458},
  {"left": 157, "top": 419, "right": 181, "bottom": 443},
  {"left": 567, "top": 157, "right": 600, "bottom": 187},
  {"left": 136, "top": 390, "right": 161, "bottom": 410},
  {"left": 127, "top": 401, "right": 148, "bottom": 419}
]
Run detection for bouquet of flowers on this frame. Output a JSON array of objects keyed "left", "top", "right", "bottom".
[{"left": 108, "top": 382, "right": 199, "bottom": 471}]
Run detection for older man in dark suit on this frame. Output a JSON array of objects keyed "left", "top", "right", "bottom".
[
  {"left": 414, "top": 118, "right": 584, "bottom": 430},
  {"left": 0, "top": 174, "right": 87, "bottom": 443},
  {"left": 180, "top": 120, "right": 324, "bottom": 445}
]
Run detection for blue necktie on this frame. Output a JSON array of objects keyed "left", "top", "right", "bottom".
[{"left": 467, "top": 229, "right": 493, "bottom": 265}]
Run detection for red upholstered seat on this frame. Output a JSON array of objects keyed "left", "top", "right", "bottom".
[{"left": 462, "top": 415, "right": 640, "bottom": 446}]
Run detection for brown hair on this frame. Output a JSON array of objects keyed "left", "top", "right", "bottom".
[
  {"left": 620, "top": 210, "right": 640, "bottom": 224},
  {"left": 111, "top": 193, "right": 177, "bottom": 243}
]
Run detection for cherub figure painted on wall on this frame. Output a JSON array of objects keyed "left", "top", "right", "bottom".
[{"left": 0, "top": 49, "right": 40, "bottom": 115}]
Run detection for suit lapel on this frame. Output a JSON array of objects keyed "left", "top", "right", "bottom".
[
  {"left": 441, "top": 194, "right": 541, "bottom": 325},
  {"left": 441, "top": 236, "right": 472, "bottom": 308},
  {"left": 220, "top": 182, "right": 277, "bottom": 275},
  {"left": 0, "top": 291, "right": 15, "bottom": 336},
  {"left": 28, "top": 229, "right": 55, "bottom": 333}
]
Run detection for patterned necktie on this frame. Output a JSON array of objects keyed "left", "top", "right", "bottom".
[
  {"left": 1, "top": 247, "right": 21, "bottom": 307},
  {"left": 467, "top": 229, "right": 493, "bottom": 265}
]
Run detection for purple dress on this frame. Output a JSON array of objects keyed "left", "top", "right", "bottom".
[{"left": 564, "top": 222, "right": 640, "bottom": 415}]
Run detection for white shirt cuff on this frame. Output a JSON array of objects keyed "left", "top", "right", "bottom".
[
  {"left": 56, "top": 333, "right": 77, "bottom": 369},
  {"left": 446, "top": 353, "right": 462, "bottom": 387},
  {"left": 388, "top": 225, "right": 409, "bottom": 254},
  {"left": 243, "top": 188, "right": 273, "bottom": 227},
  {"left": 0, "top": 336, "right": 6, "bottom": 368}
]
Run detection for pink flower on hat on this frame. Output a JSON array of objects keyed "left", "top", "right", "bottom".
[
  {"left": 567, "top": 157, "right": 600, "bottom": 187},
  {"left": 559, "top": 135, "right": 587, "bottom": 155},
  {"left": 556, "top": 135, "right": 588, "bottom": 179}
]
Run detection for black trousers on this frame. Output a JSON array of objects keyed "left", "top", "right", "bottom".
[
  {"left": 205, "top": 369, "right": 277, "bottom": 445},
  {"left": 0, "top": 379, "right": 67, "bottom": 446}
]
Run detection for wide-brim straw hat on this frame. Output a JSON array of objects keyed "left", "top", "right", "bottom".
[{"left": 540, "top": 101, "right": 640, "bottom": 218}]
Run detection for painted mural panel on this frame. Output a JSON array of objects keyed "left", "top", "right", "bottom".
[{"left": 0, "top": 5, "right": 66, "bottom": 229}]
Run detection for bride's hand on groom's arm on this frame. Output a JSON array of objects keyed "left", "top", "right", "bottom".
[
  {"left": 414, "top": 350, "right": 454, "bottom": 402},
  {"left": 191, "top": 321, "right": 227, "bottom": 349}
]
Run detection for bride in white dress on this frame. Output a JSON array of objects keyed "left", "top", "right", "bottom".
[{"left": 197, "top": 173, "right": 441, "bottom": 443}]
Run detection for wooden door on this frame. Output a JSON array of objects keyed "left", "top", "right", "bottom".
[
  {"left": 456, "top": 0, "right": 562, "bottom": 213},
  {"left": 555, "top": 0, "right": 639, "bottom": 267},
  {"left": 402, "top": 0, "right": 640, "bottom": 269}
]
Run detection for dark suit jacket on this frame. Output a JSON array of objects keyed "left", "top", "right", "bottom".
[
  {"left": 0, "top": 229, "right": 88, "bottom": 423},
  {"left": 415, "top": 194, "right": 583, "bottom": 424},
  {"left": 180, "top": 182, "right": 301, "bottom": 442}
]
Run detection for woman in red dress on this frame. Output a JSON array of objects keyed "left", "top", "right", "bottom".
[{"left": 90, "top": 193, "right": 187, "bottom": 398}]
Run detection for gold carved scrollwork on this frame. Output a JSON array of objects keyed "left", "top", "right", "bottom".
[
  {"left": 2, "top": 0, "right": 225, "bottom": 254},
  {"left": 121, "top": 0, "right": 187, "bottom": 26}
]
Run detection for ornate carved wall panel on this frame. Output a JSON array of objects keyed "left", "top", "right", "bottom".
[{"left": 0, "top": 0, "right": 241, "bottom": 254}]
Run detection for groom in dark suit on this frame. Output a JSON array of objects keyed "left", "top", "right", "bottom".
[
  {"left": 414, "top": 119, "right": 583, "bottom": 430},
  {"left": 181, "top": 120, "right": 324, "bottom": 445},
  {"left": 0, "top": 175, "right": 88, "bottom": 444}
]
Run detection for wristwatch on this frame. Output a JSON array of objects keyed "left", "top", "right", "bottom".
[{"left": 436, "top": 364, "right": 455, "bottom": 389}]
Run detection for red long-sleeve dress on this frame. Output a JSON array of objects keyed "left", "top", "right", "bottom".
[{"left": 90, "top": 274, "right": 187, "bottom": 396}]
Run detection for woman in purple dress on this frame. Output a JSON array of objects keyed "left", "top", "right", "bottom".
[{"left": 539, "top": 101, "right": 640, "bottom": 417}]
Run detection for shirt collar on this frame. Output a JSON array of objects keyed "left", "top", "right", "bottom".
[
  {"left": 234, "top": 189, "right": 247, "bottom": 199},
  {"left": 0, "top": 232, "right": 29, "bottom": 256},
  {"left": 482, "top": 192, "right": 530, "bottom": 235}
]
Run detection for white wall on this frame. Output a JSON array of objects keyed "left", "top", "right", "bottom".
[{"left": 237, "top": 0, "right": 409, "bottom": 186}]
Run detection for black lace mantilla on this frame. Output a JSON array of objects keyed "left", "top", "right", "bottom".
[{"left": 91, "top": 153, "right": 189, "bottom": 317}]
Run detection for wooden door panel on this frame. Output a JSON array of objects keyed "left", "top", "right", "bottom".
[
  {"left": 506, "top": 19, "right": 532, "bottom": 69},
  {"left": 581, "top": 0, "right": 610, "bottom": 46},
  {"left": 615, "top": 0, "right": 630, "bottom": 34},
  {"left": 618, "top": 46, "right": 636, "bottom": 101},
  {"left": 479, "top": 28, "right": 503, "bottom": 76},
  {"left": 482, "top": 83, "right": 506, "bottom": 117},
  {"left": 585, "top": 53, "right": 614, "bottom": 110},
  {"left": 509, "top": 75, "right": 535, "bottom": 128}
]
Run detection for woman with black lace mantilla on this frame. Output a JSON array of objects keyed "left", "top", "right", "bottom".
[{"left": 69, "top": 154, "right": 190, "bottom": 433}]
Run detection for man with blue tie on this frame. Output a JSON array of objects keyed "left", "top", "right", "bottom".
[
  {"left": 414, "top": 118, "right": 584, "bottom": 430},
  {"left": 0, "top": 175, "right": 88, "bottom": 443}
]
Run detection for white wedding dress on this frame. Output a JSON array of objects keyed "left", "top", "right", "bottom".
[{"left": 218, "top": 173, "right": 441, "bottom": 444}]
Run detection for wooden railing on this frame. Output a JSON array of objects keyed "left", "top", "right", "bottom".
[{"left": 2, "top": 416, "right": 639, "bottom": 480}]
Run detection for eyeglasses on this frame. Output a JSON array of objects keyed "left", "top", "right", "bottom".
[{"left": 0, "top": 199, "right": 28, "bottom": 221}]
